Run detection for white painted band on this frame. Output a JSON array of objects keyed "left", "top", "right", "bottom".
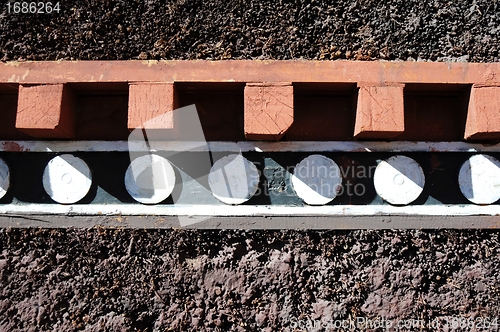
[
  {"left": 1, "top": 204, "right": 500, "bottom": 216},
  {"left": 2, "top": 141, "right": 500, "bottom": 153}
]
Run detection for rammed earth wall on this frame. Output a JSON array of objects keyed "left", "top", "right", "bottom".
[{"left": 0, "top": 1, "right": 500, "bottom": 331}]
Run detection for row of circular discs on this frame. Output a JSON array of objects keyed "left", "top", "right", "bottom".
[{"left": 0, "top": 154, "right": 499, "bottom": 205}]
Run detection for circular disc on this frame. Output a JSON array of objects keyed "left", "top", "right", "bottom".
[
  {"left": 208, "top": 154, "right": 259, "bottom": 205},
  {"left": 43, "top": 154, "right": 92, "bottom": 204},
  {"left": 0, "top": 158, "right": 10, "bottom": 200},
  {"left": 374, "top": 155, "right": 425, "bottom": 205},
  {"left": 125, "top": 154, "right": 176, "bottom": 204},
  {"left": 291, "top": 155, "right": 342, "bottom": 205},
  {"left": 459, "top": 154, "right": 500, "bottom": 205}
]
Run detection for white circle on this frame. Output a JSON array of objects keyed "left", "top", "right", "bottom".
[
  {"left": 459, "top": 154, "right": 500, "bottom": 205},
  {"left": 43, "top": 155, "right": 92, "bottom": 204},
  {"left": 125, "top": 154, "right": 176, "bottom": 204},
  {"left": 291, "top": 155, "right": 342, "bottom": 205},
  {"left": 374, "top": 155, "right": 425, "bottom": 205},
  {"left": 0, "top": 158, "right": 10, "bottom": 200},
  {"left": 208, "top": 154, "right": 260, "bottom": 205}
]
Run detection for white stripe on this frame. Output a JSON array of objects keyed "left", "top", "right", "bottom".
[
  {"left": 1, "top": 204, "right": 500, "bottom": 216},
  {"left": 1, "top": 141, "right": 500, "bottom": 152}
]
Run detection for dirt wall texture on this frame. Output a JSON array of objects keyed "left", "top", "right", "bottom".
[
  {"left": 1, "top": 0, "right": 499, "bottom": 62},
  {"left": 1, "top": 0, "right": 500, "bottom": 331},
  {"left": 1, "top": 228, "right": 500, "bottom": 331}
]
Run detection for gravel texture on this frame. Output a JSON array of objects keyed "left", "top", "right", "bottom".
[
  {"left": 1, "top": 228, "right": 500, "bottom": 331},
  {"left": 1, "top": 0, "right": 499, "bottom": 62}
]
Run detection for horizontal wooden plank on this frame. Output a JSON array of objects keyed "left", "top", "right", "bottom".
[
  {"left": 1, "top": 140, "right": 500, "bottom": 152},
  {"left": 1, "top": 61, "right": 500, "bottom": 84}
]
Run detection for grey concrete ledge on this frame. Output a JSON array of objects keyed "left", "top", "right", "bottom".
[{"left": 0, "top": 214, "right": 498, "bottom": 229}]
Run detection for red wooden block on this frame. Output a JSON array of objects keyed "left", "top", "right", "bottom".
[
  {"left": 16, "top": 84, "right": 75, "bottom": 139},
  {"left": 465, "top": 85, "right": 500, "bottom": 140},
  {"left": 244, "top": 83, "right": 293, "bottom": 141},
  {"left": 128, "top": 83, "right": 178, "bottom": 138},
  {"left": 354, "top": 84, "right": 405, "bottom": 139}
]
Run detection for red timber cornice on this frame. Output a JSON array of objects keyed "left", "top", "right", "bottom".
[{"left": 1, "top": 60, "right": 500, "bottom": 141}]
